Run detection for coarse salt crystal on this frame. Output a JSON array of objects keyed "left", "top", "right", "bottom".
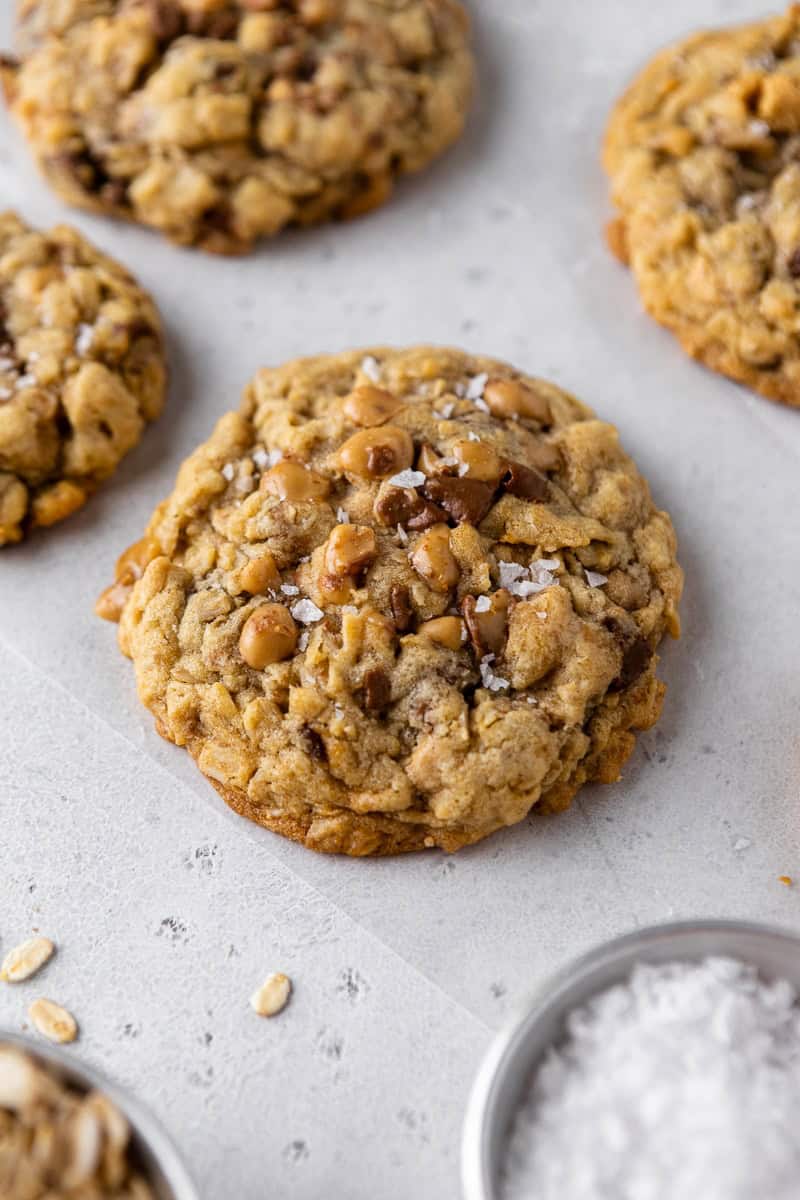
[
  {"left": 499, "top": 562, "right": 527, "bottom": 586},
  {"left": 436, "top": 402, "right": 455, "bottom": 419},
  {"left": 361, "top": 355, "right": 381, "bottom": 382},
  {"left": 336, "top": 507, "right": 350, "bottom": 524},
  {"left": 290, "top": 599, "right": 323, "bottom": 624},
  {"left": 467, "top": 431, "right": 480, "bottom": 442},
  {"left": 252, "top": 447, "right": 270, "bottom": 470},
  {"left": 475, "top": 595, "right": 491, "bottom": 613},
  {"left": 466, "top": 373, "right": 488, "bottom": 401},
  {"left": 298, "top": 630, "right": 310, "bottom": 651},
  {"left": 585, "top": 570, "right": 608, "bottom": 588},
  {"left": 221, "top": 463, "right": 235, "bottom": 481},
  {"left": 75, "top": 323, "right": 94, "bottom": 355},
  {"left": 280, "top": 584, "right": 299, "bottom": 596},
  {"left": 534, "top": 558, "right": 560, "bottom": 571},
  {"left": 396, "top": 524, "right": 409, "bottom": 545},
  {"left": 458, "top": 462, "right": 470, "bottom": 477},
  {"left": 16, "top": 374, "right": 36, "bottom": 389},
  {"left": 474, "top": 397, "right": 490, "bottom": 413},
  {"left": 267, "top": 448, "right": 284, "bottom": 467},
  {"left": 502, "top": 957, "right": 800, "bottom": 1200},
  {"left": 388, "top": 468, "right": 425, "bottom": 488},
  {"left": 479, "top": 654, "right": 510, "bottom": 692},
  {"left": 511, "top": 579, "right": 551, "bottom": 598}
]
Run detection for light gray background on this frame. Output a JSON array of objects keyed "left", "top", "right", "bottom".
[{"left": 1, "top": 2, "right": 799, "bottom": 1197}]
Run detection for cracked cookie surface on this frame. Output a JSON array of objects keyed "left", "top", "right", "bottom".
[
  {"left": 98, "top": 347, "right": 682, "bottom": 857},
  {"left": 5, "top": 0, "right": 474, "bottom": 254},
  {"left": 605, "top": 4, "right": 800, "bottom": 408},
  {"left": 0, "top": 211, "right": 166, "bottom": 546}
]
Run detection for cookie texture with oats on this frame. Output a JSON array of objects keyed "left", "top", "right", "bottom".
[
  {"left": 97, "top": 347, "right": 682, "bottom": 857},
  {"left": 605, "top": 5, "right": 800, "bottom": 408},
  {"left": 4, "top": 0, "right": 474, "bottom": 254},
  {"left": 0, "top": 211, "right": 166, "bottom": 546}
]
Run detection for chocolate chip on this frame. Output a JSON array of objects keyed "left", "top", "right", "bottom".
[
  {"left": 390, "top": 585, "right": 413, "bottom": 632},
  {"left": 421, "top": 476, "right": 494, "bottom": 526},
  {"left": 374, "top": 486, "right": 420, "bottom": 527},
  {"left": 141, "top": 0, "right": 184, "bottom": 40},
  {"left": 500, "top": 460, "right": 550, "bottom": 501},
  {"left": 615, "top": 636, "right": 652, "bottom": 689},
  {"left": 0, "top": 54, "right": 19, "bottom": 71},
  {"left": 363, "top": 668, "right": 391, "bottom": 711},
  {"left": 406, "top": 500, "right": 449, "bottom": 531},
  {"left": 367, "top": 444, "right": 399, "bottom": 476},
  {"left": 301, "top": 726, "right": 327, "bottom": 761},
  {"left": 788, "top": 248, "right": 800, "bottom": 278}
]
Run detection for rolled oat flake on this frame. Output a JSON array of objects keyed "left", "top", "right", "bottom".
[{"left": 502, "top": 958, "right": 800, "bottom": 1200}]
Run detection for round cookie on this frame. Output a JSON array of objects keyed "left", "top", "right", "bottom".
[
  {"left": 97, "top": 347, "right": 682, "bottom": 857},
  {"left": 3, "top": 0, "right": 474, "bottom": 254},
  {"left": 605, "top": 5, "right": 800, "bottom": 408},
  {"left": 0, "top": 211, "right": 166, "bottom": 546}
]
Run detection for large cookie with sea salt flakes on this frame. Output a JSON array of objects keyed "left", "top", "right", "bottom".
[
  {"left": 96, "top": 347, "right": 682, "bottom": 856},
  {"left": 0, "top": 211, "right": 166, "bottom": 546},
  {"left": 604, "top": 5, "right": 800, "bottom": 409},
  {"left": 3, "top": 0, "right": 473, "bottom": 254}
]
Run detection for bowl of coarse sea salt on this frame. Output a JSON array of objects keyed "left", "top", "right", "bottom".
[{"left": 462, "top": 920, "right": 800, "bottom": 1200}]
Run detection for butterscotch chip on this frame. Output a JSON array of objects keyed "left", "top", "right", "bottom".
[
  {"left": 7, "top": 0, "right": 474, "bottom": 254},
  {"left": 0, "top": 211, "right": 166, "bottom": 546},
  {"left": 98, "top": 347, "right": 683, "bottom": 857},
  {"left": 604, "top": 6, "right": 800, "bottom": 408}
]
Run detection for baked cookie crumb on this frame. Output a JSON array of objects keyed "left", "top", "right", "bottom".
[{"left": 98, "top": 346, "right": 682, "bottom": 856}]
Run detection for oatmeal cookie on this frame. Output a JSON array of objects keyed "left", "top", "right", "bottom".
[
  {"left": 604, "top": 5, "right": 800, "bottom": 408},
  {"left": 97, "top": 347, "right": 682, "bottom": 856},
  {"left": 3, "top": 0, "right": 474, "bottom": 254},
  {"left": 0, "top": 212, "right": 166, "bottom": 546}
]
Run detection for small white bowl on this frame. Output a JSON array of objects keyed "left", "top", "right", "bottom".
[
  {"left": 461, "top": 919, "right": 800, "bottom": 1200},
  {"left": 0, "top": 1031, "right": 198, "bottom": 1200}
]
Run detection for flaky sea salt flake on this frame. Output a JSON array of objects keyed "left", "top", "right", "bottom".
[
  {"left": 466, "top": 372, "right": 488, "bottom": 401},
  {"left": 221, "top": 463, "right": 235, "bottom": 481},
  {"left": 280, "top": 584, "right": 299, "bottom": 596},
  {"left": 336, "top": 507, "right": 350, "bottom": 524},
  {"left": 388, "top": 468, "right": 425, "bottom": 488},
  {"left": 475, "top": 595, "right": 491, "bottom": 612},
  {"left": 290, "top": 599, "right": 324, "bottom": 625},
  {"left": 75, "top": 323, "right": 94, "bottom": 355},
  {"left": 361, "top": 355, "right": 381, "bottom": 383},
  {"left": 585, "top": 570, "right": 608, "bottom": 588}
]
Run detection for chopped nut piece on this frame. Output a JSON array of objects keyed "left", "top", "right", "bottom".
[
  {"left": 390, "top": 584, "right": 413, "bottom": 631},
  {"left": 250, "top": 972, "right": 292, "bottom": 1017},
  {"left": 500, "top": 460, "right": 550, "bottom": 501},
  {"left": 325, "top": 524, "right": 377, "bottom": 576},
  {"left": 363, "top": 667, "right": 391, "bottom": 711},
  {"left": 462, "top": 590, "right": 512, "bottom": 657},
  {"left": 418, "top": 616, "right": 463, "bottom": 650},
  {"left": 28, "top": 998, "right": 78, "bottom": 1044},
  {"left": 411, "top": 524, "right": 460, "bottom": 592},
  {"left": 452, "top": 438, "right": 503, "bottom": 482},
  {"left": 1, "top": 936, "right": 55, "bottom": 983}
]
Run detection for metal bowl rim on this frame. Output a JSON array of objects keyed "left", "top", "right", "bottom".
[
  {"left": 461, "top": 917, "right": 800, "bottom": 1200},
  {"left": 0, "top": 1030, "right": 199, "bottom": 1200}
]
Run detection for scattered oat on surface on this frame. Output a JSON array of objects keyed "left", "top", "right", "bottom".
[
  {"left": 250, "top": 973, "right": 292, "bottom": 1018},
  {"left": 1, "top": 937, "right": 55, "bottom": 983},
  {"left": 0, "top": 1041, "right": 156, "bottom": 1198},
  {"left": 27, "top": 998, "right": 78, "bottom": 1045}
]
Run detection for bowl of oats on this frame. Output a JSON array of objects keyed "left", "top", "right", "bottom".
[{"left": 0, "top": 1032, "right": 198, "bottom": 1199}]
